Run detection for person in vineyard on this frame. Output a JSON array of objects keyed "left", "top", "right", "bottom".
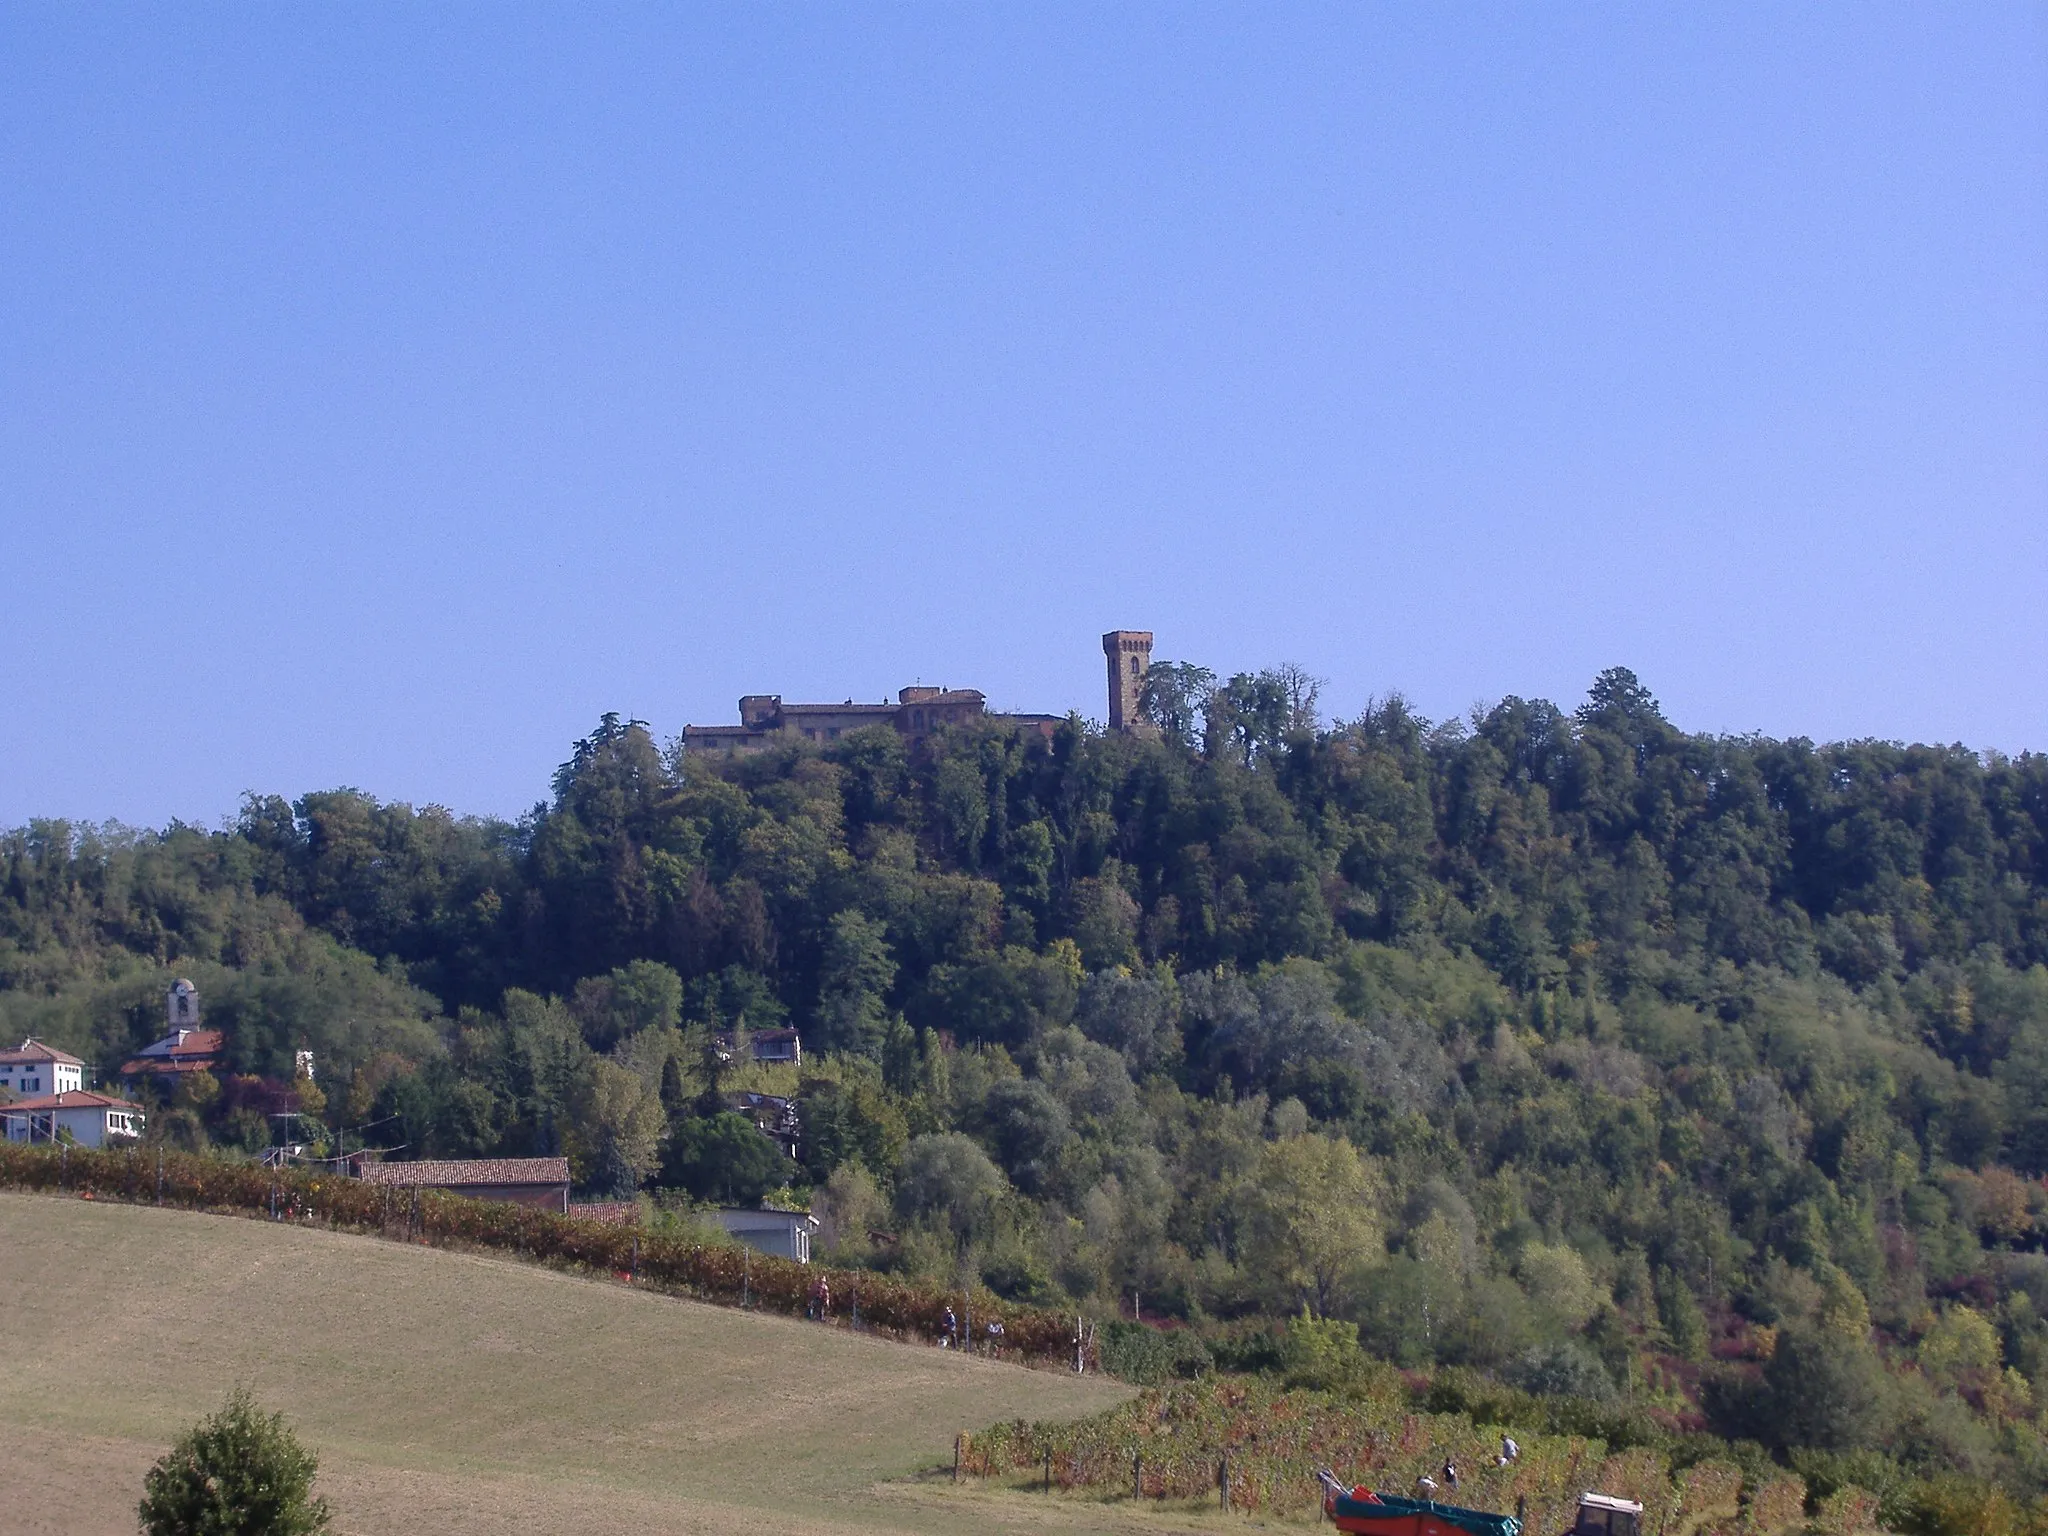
[
  {"left": 941, "top": 1305, "right": 957, "bottom": 1347},
  {"left": 1441, "top": 1460, "right": 1459, "bottom": 1491},
  {"left": 1497, "top": 1436, "right": 1519, "bottom": 1468}
]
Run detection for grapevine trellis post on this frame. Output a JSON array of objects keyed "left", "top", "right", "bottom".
[{"left": 1132, "top": 1450, "right": 1142, "bottom": 1502}]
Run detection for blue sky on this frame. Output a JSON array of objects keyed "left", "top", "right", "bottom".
[{"left": 3, "top": 5, "right": 2043, "bottom": 827}]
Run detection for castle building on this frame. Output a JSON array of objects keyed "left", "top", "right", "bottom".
[
  {"left": 681, "top": 633, "right": 1154, "bottom": 754},
  {"left": 1102, "top": 630, "right": 1155, "bottom": 735},
  {"left": 683, "top": 685, "right": 1062, "bottom": 754}
]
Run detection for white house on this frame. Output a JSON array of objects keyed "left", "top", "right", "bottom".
[
  {"left": 0, "top": 1039, "right": 85, "bottom": 1099},
  {"left": 713, "top": 1208, "right": 820, "bottom": 1264},
  {"left": 1, "top": 1090, "right": 144, "bottom": 1147}
]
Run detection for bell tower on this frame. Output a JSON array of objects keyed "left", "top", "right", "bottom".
[{"left": 1101, "top": 630, "right": 1154, "bottom": 734}]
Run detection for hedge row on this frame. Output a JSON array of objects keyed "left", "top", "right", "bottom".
[{"left": 0, "top": 1144, "right": 1094, "bottom": 1371}]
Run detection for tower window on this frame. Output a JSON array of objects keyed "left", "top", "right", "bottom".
[{"left": 1130, "top": 656, "right": 1140, "bottom": 675}]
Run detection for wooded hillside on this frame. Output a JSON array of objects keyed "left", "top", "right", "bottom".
[{"left": 7, "top": 664, "right": 2048, "bottom": 1500}]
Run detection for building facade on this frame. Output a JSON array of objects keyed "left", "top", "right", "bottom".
[
  {"left": 1, "top": 1090, "right": 143, "bottom": 1146},
  {"left": 712, "top": 1207, "right": 819, "bottom": 1264},
  {"left": 1102, "top": 630, "right": 1155, "bottom": 735},
  {"left": 0, "top": 1040, "right": 85, "bottom": 1099}
]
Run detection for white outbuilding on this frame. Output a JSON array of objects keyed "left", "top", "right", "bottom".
[{"left": 1, "top": 1090, "right": 145, "bottom": 1147}]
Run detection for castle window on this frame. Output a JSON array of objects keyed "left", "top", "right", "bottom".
[{"left": 1130, "top": 656, "right": 1140, "bottom": 675}]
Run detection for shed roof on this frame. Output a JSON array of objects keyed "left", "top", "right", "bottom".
[
  {"left": 0, "top": 1090, "right": 141, "bottom": 1113},
  {"left": 355, "top": 1157, "right": 571, "bottom": 1188}
]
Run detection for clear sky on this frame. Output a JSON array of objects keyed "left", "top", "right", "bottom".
[{"left": 3, "top": 5, "right": 2043, "bottom": 828}]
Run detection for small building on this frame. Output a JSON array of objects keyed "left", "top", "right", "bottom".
[
  {"left": 748, "top": 1028, "right": 802, "bottom": 1067},
  {"left": 1, "top": 1090, "right": 144, "bottom": 1147},
  {"left": 353, "top": 1157, "right": 572, "bottom": 1213},
  {"left": 730, "top": 1090, "right": 802, "bottom": 1158},
  {"left": 712, "top": 1207, "right": 819, "bottom": 1264},
  {"left": 0, "top": 1039, "right": 85, "bottom": 1099},
  {"left": 712, "top": 1029, "right": 804, "bottom": 1070}
]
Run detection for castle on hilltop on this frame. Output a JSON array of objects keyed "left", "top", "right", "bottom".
[{"left": 681, "top": 630, "right": 1154, "bottom": 754}]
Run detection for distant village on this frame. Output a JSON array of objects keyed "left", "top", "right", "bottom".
[{"left": 0, "top": 980, "right": 818, "bottom": 1263}]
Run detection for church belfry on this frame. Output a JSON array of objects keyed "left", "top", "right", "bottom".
[{"left": 1102, "top": 630, "right": 1154, "bottom": 734}]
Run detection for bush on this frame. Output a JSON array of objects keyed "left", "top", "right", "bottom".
[
  {"left": 1098, "top": 1319, "right": 1212, "bottom": 1384},
  {"left": 139, "top": 1386, "right": 331, "bottom": 1535},
  {"left": 1504, "top": 1340, "right": 1617, "bottom": 1401}
]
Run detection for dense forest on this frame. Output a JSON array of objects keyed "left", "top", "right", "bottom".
[{"left": 8, "top": 663, "right": 2048, "bottom": 1501}]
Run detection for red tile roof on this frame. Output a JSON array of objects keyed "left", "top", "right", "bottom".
[
  {"left": 0, "top": 1038, "right": 85, "bottom": 1067},
  {"left": 0, "top": 1090, "right": 141, "bottom": 1113},
  {"left": 569, "top": 1201, "right": 641, "bottom": 1225},
  {"left": 120, "top": 1029, "right": 227, "bottom": 1075},
  {"left": 355, "top": 1157, "right": 571, "bottom": 1188}
]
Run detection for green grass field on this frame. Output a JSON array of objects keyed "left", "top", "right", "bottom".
[{"left": 0, "top": 1191, "right": 1232, "bottom": 1536}]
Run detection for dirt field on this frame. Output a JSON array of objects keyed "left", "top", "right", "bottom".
[{"left": 0, "top": 1191, "right": 1255, "bottom": 1536}]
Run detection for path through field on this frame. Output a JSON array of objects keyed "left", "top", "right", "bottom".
[{"left": 0, "top": 1192, "right": 1216, "bottom": 1535}]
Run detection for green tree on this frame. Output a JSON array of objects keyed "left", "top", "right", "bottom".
[
  {"left": 139, "top": 1386, "right": 331, "bottom": 1536},
  {"left": 662, "top": 1112, "right": 789, "bottom": 1206},
  {"left": 1235, "top": 1131, "right": 1386, "bottom": 1316},
  {"left": 1758, "top": 1324, "right": 1895, "bottom": 1452},
  {"left": 895, "top": 1132, "right": 1009, "bottom": 1247}
]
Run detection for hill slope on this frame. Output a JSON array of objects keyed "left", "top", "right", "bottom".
[{"left": 0, "top": 1193, "right": 1136, "bottom": 1536}]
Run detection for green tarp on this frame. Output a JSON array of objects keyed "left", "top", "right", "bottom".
[{"left": 1332, "top": 1490, "right": 1523, "bottom": 1536}]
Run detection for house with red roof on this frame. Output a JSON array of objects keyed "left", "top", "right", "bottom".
[
  {"left": 0, "top": 1039, "right": 85, "bottom": 1100},
  {"left": 1, "top": 1090, "right": 144, "bottom": 1147}
]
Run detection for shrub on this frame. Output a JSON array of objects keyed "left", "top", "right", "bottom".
[
  {"left": 1099, "top": 1319, "right": 1212, "bottom": 1384},
  {"left": 1505, "top": 1340, "right": 1617, "bottom": 1401},
  {"left": 139, "top": 1386, "right": 331, "bottom": 1535}
]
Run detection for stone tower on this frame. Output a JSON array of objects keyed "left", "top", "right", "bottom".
[{"left": 1102, "top": 630, "right": 1154, "bottom": 733}]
